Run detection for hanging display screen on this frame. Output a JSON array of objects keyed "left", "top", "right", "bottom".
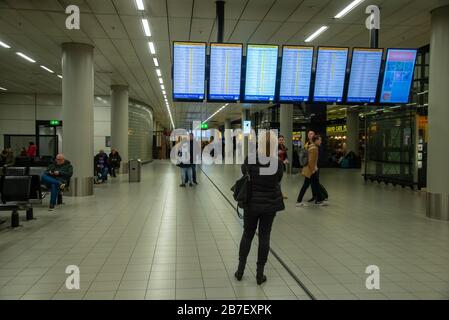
[
  {"left": 279, "top": 46, "right": 314, "bottom": 102},
  {"left": 173, "top": 42, "right": 206, "bottom": 100},
  {"left": 244, "top": 44, "right": 279, "bottom": 102},
  {"left": 208, "top": 43, "right": 242, "bottom": 101},
  {"left": 380, "top": 48, "right": 418, "bottom": 104},
  {"left": 347, "top": 48, "right": 383, "bottom": 103},
  {"left": 313, "top": 47, "right": 349, "bottom": 103}
]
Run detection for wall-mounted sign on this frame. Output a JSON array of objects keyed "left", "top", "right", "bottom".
[
  {"left": 200, "top": 123, "right": 208, "bottom": 130},
  {"left": 326, "top": 125, "right": 347, "bottom": 135},
  {"left": 49, "top": 120, "right": 61, "bottom": 126}
]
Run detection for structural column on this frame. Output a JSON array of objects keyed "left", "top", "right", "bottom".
[
  {"left": 111, "top": 85, "right": 129, "bottom": 173},
  {"left": 224, "top": 119, "right": 231, "bottom": 130},
  {"left": 427, "top": 5, "right": 449, "bottom": 221},
  {"left": 280, "top": 104, "right": 293, "bottom": 173},
  {"left": 241, "top": 108, "right": 250, "bottom": 158},
  {"left": 346, "top": 110, "right": 360, "bottom": 155},
  {"left": 62, "top": 43, "right": 94, "bottom": 197}
]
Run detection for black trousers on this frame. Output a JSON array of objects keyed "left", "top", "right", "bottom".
[
  {"left": 297, "top": 172, "right": 322, "bottom": 203},
  {"left": 238, "top": 211, "right": 276, "bottom": 268}
]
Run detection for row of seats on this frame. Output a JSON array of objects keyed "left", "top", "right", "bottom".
[
  {"left": 0, "top": 166, "right": 67, "bottom": 228},
  {"left": 0, "top": 175, "right": 33, "bottom": 228}
]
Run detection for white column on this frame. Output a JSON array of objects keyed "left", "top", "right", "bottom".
[
  {"left": 280, "top": 104, "right": 293, "bottom": 173},
  {"left": 346, "top": 110, "right": 360, "bottom": 155},
  {"left": 62, "top": 43, "right": 94, "bottom": 197},
  {"left": 225, "top": 119, "right": 231, "bottom": 130},
  {"left": 427, "top": 5, "right": 449, "bottom": 221},
  {"left": 111, "top": 85, "right": 129, "bottom": 173}
]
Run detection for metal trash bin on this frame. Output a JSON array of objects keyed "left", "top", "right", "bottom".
[{"left": 129, "top": 159, "right": 142, "bottom": 182}]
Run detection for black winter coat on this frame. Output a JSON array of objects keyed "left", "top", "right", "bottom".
[{"left": 242, "top": 157, "right": 285, "bottom": 214}]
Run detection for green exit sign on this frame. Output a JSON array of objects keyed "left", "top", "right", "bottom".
[
  {"left": 49, "top": 120, "right": 60, "bottom": 126},
  {"left": 201, "top": 123, "right": 208, "bottom": 129}
]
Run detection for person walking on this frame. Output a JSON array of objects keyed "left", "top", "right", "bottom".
[
  {"left": 177, "top": 137, "right": 193, "bottom": 187},
  {"left": 296, "top": 135, "right": 327, "bottom": 207},
  {"left": 235, "top": 133, "right": 285, "bottom": 285},
  {"left": 108, "top": 148, "right": 122, "bottom": 178}
]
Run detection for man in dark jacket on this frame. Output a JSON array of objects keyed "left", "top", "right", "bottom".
[
  {"left": 235, "top": 136, "right": 285, "bottom": 286},
  {"left": 108, "top": 148, "right": 122, "bottom": 178},
  {"left": 41, "top": 154, "right": 73, "bottom": 210},
  {"left": 94, "top": 150, "right": 109, "bottom": 183}
]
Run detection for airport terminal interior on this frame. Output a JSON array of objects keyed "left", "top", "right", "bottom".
[{"left": 0, "top": 0, "right": 449, "bottom": 301}]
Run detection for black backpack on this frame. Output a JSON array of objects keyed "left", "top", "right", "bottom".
[{"left": 230, "top": 167, "right": 251, "bottom": 219}]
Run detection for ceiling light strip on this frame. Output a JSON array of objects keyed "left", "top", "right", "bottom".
[
  {"left": 335, "top": 0, "right": 366, "bottom": 19},
  {"left": 305, "top": 26, "right": 329, "bottom": 43},
  {"left": 16, "top": 52, "right": 36, "bottom": 63}
]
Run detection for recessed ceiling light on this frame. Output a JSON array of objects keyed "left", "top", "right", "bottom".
[
  {"left": 335, "top": 0, "right": 365, "bottom": 19},
  {"left": 0, "top": 86, "right": 7, "bottom": 91},
  {"left": 135, "top": 0, "right": 145, "bottom": 11},
  {"left": 159, "top": 78, "right": 163, "bottom": 84},
  {"left": 141, "top": 19, "right": 151, "bottom": 37},
  {"left": 16, "top": 52, "right": 36, "bottom": 63},
  {"left": 305, "top": 26, "right": 329, "bottom": 43},
  {"left": 40, "top": 65, "right": 54, "bottom": 73},
  {"left": 161, "top": 84, "right": 165, "bottom": 90},
  {"left": 57, "top": 75, "right": 63, "bottom": 79},
  {"left": 162, "top": 90, "right": 166, "bottom": 95},
  {"left": 156, "top": 69, "right": 161, "bottom": 77},
  {"left": 0, "top": 41, "right": 11, "bottom": 49},
  {"left": 153, "top": 58, "right": 159, "bottom": 67},
  {"left": 148, "top": 42, "right": 156, "bottom": 55}
]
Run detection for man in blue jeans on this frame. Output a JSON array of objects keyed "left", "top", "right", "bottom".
[{"left": 41, "top": 154, "right": 73, "bottom": 211}]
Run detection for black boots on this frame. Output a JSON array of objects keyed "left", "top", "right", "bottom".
[
  {"left": 235, "top": 262, "right": 267, "bottom": 285},
  {"left": 256, "top": 264, "right": 267, "bottom": 285},
  {"left": 234, "top": 261, "right": 245, "bottom": 281}
]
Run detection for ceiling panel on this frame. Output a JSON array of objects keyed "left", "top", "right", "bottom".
[
  {"left": 248, "top": 20, "right": 283, "bottom": 44},
  {"left": 167, "top": 0, "right": 193, "bottom": 18},
  {"left": 240, "top": 0, "right": 275, "bottom": 20},
  {"left": 168, "top": 17, "right": 191, "bottom": 41},
  {"left": 96, "top": 14, "right": 129, "bottom": 39},
  {"left": 228, "top": 20, "right": 259, "bottom": 43},
  {"left": 189, "top": 18, "right": 215, "bottom": 42}
]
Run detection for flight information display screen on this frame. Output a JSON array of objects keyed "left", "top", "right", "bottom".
[
  {"left": 279, "top": 46, "right": 314, "bottom": 102},
  {"left": 313, "top": 47, "right": 349, "bottom": 103},
  {"left": 208, "top": 43, "right": 242, "bottom": 101},
  {"left": 380, "top": 48, "right": 418, "bottom": 104},
  {"left": 347, "top": 48, "right": 383, "bottom": 103},
  {"left": 244, "top": 44, "right": 279, "bottom": 102},
  {"left": 173, "top": 42, "right": 206, "bottom": 100}
]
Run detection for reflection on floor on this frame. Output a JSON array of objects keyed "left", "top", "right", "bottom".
[
  {"left": 202, "top": 164, "right": 449, "bottom": 300},
  {"left": 0, "top": 161, "right": 307, "bottom": 300}
]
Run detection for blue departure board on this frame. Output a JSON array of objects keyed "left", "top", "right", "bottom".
[
  {"left": 279, "top": 46, "right": 314, "bottom": 102},
  {"left": 347, "top": 48, "right": 383, "bottom": 103},
  {"left": 313, "top": 47, "right": 349, "bottom": 103},
  {"left": 208, "top": 43, "right": 242, "bottom": 101},
  {"left": 380, "top": 48, "right": 417, "bottom": 104},
  {"left": 244, "top": 44, "right": 279, "bottom": 102},
  {"left": 173, "top": 42, "right": 206, "bottom": 100}
]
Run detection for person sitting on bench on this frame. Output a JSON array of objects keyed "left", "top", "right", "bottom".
[{"left": 41, "top": 154, "right": 73, "bottom": 211}]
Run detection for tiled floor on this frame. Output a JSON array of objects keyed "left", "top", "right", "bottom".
[
  {"left": 202, "top": 164, "right": 449, "bottom": 300},
  {"left": 0, "top": 161, "right": 308, "bottom": 300}
]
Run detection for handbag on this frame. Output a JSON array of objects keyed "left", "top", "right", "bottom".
[{"left": 230, "top": 166, "right": 251, "bottom": 219}]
